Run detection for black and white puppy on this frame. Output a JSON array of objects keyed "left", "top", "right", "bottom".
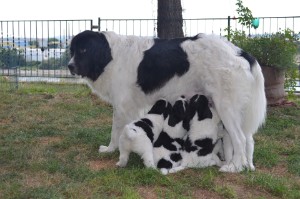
[
  {"left": 117, "top": 96, "right": 188, "bottom": 173},
  {"left": 153, "top": 96, "right": 189, "bottom": 174},
  {"left": 117, "top": 99, "right": 171, "bottom": 168},
  {"left": 169, "top": 95, "right": 225, "bottom": 174},
  {"left": 68, "top": 30, "right": 267, "bottom": 172}
]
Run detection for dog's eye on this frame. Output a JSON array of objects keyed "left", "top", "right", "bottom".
[{"left": 80, "top": 49, "right": 87, "bottom": 54}]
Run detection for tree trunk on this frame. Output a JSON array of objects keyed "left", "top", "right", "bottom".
[{"left": 157, "top": 0, "right": 184, "bottom": 39}]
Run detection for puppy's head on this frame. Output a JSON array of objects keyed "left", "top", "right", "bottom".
[
  {"left": 188, "top": 94, "right": 212, "bottom": 121},
  {"left": 68, "top": 30, "right": 112, "bottom": 81},
  {"left": 148, "top": 99, "right": 171, "bottom": 119},
  {"left": 168, "top": 96, "right": 189, "bottom": 127}
]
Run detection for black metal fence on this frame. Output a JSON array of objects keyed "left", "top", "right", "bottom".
[{"left": 1, "top": 17, "right": 300, "bottom": 90}]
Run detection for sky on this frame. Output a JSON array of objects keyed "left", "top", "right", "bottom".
[{"left": 0, "top": 0, "right": 299, "bottom": 21}]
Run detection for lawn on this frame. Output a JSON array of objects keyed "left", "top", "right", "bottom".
[{"left": 0, "top": 83, "right": 299, "bottom": 199}]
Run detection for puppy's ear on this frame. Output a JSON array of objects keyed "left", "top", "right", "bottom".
[
  {"left": 163, "top": 102, "right": 172, "bottom": 120},
  {"left": 187, "top": 94, "right": 200, "bottom": 120},
  {"left": 168, "top": 99, "right": 186, "bottom": 126},
  {"left": 196, "top": 95, "right": 212, "bottom": 121},
  {"left": 148, "top": 99, "right": 168, "bottom": 115}
]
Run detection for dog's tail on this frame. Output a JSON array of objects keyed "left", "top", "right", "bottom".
[{"left": 243, "top": 60, "right": 267, "bottom": 135}]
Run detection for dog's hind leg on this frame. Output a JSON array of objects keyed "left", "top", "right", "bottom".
[
  {"left": 246, "top": 134, "right": 255, "bottom": 171},
  {"left": 141, "top": 151, "right": 155, "bottom": 168},
  {"left": 222, "top": 132, "right": 233, "bottom": 164},
  {"left": 217, "top": 107, "right": 247, "bottom": 172}
]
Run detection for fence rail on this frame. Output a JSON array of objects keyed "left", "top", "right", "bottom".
[{"left": 1, "top": 17, "right": 300, "bottom": 90}]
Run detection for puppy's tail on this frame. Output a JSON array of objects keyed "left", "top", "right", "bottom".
[
  {"left": 243, "top": 61, "right": 267, "bottom": 135},
  {"left": 124, "top": 125, "right": 140, "bottom": 141}
]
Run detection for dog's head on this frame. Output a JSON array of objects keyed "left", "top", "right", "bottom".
[
  {"left": 188, "top": 94, "right": 212, "bottom": 121},
  {"left": 68, "top": 30, "right": 112, "bottom": 81},
  {"left": 168, "top": 96, "right": 189, "bottom": 127},
  {"left": 148, "top": 99, "right": 171, "bottom": 120}
]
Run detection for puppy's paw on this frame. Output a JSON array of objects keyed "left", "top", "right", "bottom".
[{"left": 160, "top": 168, "right": 169, "bottom": 175}]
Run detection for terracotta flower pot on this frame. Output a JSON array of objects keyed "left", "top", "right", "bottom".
[{"left": 261, "top": 66, "right": 286, "bottom": 105}]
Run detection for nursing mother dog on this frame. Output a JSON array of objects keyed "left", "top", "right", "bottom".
[{"left": 67, "top": 30, "right": 266, "bottom": 173}]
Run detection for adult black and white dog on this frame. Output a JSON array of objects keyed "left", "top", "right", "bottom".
[{"left": 68, "top": 30, "right": 267, "bottom": 172}]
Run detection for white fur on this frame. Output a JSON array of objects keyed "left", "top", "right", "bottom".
[
  {"left": 73, "top": 32, "right": 266, "bottom": 172},
  {"left": 117, "top": 106, "right": 166, "bottom": 168}
]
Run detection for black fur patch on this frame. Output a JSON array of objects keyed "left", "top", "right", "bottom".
[
  {"left": 239, "top": 50, "right": 256, "bottom": 70},
  {"left": 194, "top": 138, "right": 214, "bottom": 156},
  {"left": 183, "top": 136, "right": 197, "bottom": 152},
  {"left": 148, "top": 100, "right": 171, "bottom": 120},
  {"left": 153, "top": 131, "right": 177, "bottom": 151},
  {"left": 170, "top": 153, "right": 182, "bottom": 162},
  {"left": 134, "top": 120, "right": 154, "bottom": 142},
  {"left": 188, "top": 94, "right": 212, "bottom": 122},
  {"left": 168, "top": 98, "right": 187, "bottom": 127},
  {"left": 140, "top": 118, "right": 153, "bottom": 128},
  {"left": 174, "top": 138, "right": 185, "bottom": 149},
  {"left": 157, "top": 158, "right": 173, "bottom": 169},
  {"left": 69, "top": 30, "right": 112, "bottom": 81},
  {"left": 137, "top": 36, "right": 198, "bottom": 94}
]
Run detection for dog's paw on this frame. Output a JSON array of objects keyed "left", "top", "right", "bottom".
[
  {"left": 219, "top": 163, "right": 244, "bottom": 173},
  {"left": 249, "top": 163, "right": 255, "bottom": 171},
  {"left": 99, "top": 145, "right": 115, "bottom": 153},
  {"left": 116, "top": 161, "right": 126, "bottom": 167},
  {"left": 160, "top": 168, "right": 169, "bottom": 175}
]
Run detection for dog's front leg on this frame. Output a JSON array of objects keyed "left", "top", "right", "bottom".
[{"left": 99, "top": 110, "right": 125, "bottom": 153}]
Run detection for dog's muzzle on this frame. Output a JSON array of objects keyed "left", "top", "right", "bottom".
[{"left": 68, "top": 63, "right": 76, "bottom": 75}]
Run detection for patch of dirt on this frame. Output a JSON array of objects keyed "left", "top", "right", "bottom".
[
  {"left": 0, "top": 118, "right": 12, "bottom": 125},
  {"left": 193, "top": 189, "right": 223, "bottom": 199},
  {"left": 38, "top": 136, "right": 63, "bottom": 146},
  {"left": 257, "top": 164, "right": 300, "bottom": 183},
  {"left": 88, "top": 159, "right": 117, "bottom": 170},
  {"left": 214, "top": 173, "right": 277, "bottom": 199},
  {"left": 268, "top": 99, "right": 298, "bottom": 107},
  {"left": 84, "top": 117, "right": 112, "bottom": 128},
  {"left": 137, "top": 186, "right": 157, "bottom": 199},
  {"left": 22, "top": 171, "right": 65, "bottom": 188}
]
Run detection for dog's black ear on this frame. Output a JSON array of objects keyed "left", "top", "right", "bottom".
[
  {"left": 168, "top": 98, "right": 186, "bottom": 127},
  {"left": 148, "top": 99, "right": 167, "bottom": 115},
  {"left": 163, "top": 102, "right": 172, "bottom": 120},
  {"left": 182, "top": 100, "right": 190, "bottom": 131},
  {"left": 196, "top": 95, "right": 212, "bottom": 121},
  {"left": 187, "top": 94, "right": 200, "bottom": 120}
]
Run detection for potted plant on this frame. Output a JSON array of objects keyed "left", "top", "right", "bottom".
[{"left": 229, "top": 0, "right": 299, "bottom": 105}]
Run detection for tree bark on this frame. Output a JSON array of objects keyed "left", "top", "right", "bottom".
[{"left": 157, "top": 0, "right": 184, "bottom": 39}]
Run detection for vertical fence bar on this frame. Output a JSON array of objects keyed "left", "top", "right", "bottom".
[{"left": 227, "top": 16, "right": 230, "bottom": 40}]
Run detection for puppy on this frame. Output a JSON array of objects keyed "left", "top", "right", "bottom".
[
  {"left": 117, "top": 99, "right": 171, "bottom": 168},
  {"left": 153, "top": 96, "right": 189, "bottom": 174},
  {"left": 169, "top": 95, "right": 225, "bottom": 174}
]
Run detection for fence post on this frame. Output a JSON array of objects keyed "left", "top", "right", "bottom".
[
  {"left": 98, "top": 17, "right": 101, "bottom": 31},
  {"left": 227, "top": 16, "right": 231, "bottom": 40}
]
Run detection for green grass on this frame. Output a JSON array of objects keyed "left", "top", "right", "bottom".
[{"left": 0, "top": 83, "right": 300, "bottom": 198}]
